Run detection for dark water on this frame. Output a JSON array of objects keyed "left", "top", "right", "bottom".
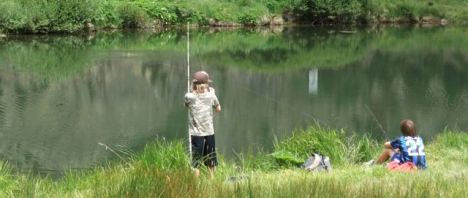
[{"left": 0, "top": 26, "right": 467, "bottom": 175}]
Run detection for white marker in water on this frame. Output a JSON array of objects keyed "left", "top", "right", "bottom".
[{"left": 309, "top": 69, "right": 318, "bottom": 95}]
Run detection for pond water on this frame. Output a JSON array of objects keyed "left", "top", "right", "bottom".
[{"left": 0, "top": 26, "right": 467, "bottom": 175}]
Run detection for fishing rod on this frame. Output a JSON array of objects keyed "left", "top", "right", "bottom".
[
  {"left": 364, "top": 104, "right": 389, "bottom": 140},
  {"left": 187, "top": 22, "right": 190, "bottom": 94},
  {"left": 186, "top": 22, "right": 192, "bottom": 162}
]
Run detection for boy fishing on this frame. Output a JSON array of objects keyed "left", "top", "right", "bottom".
[
  {"left": 184, "top": 71, "right": 221, "bottom": 177},
  {"left": 367, "top": 119, "right": 427, "bottom": 172}
]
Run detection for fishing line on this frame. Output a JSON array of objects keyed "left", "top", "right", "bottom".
[
  {"left": 97, "top": 142, "right": 134, "bottom": 168},
  {"left": 364, "top": 104, "right": 389, "bottom": 140}
]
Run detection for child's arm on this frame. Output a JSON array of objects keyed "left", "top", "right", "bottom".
[
  {"left": 185, "top": 92, "right": 195, "bottom": 107},
  {"left": 384, "top": 141, "right": 392, "bottom": 149},
  {"left": 211, "top": 88, "right": 221, "bottom": 112}
]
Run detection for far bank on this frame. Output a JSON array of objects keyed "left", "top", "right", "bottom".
[{"left": 0, "top": 0, "right": 467, "bottom": 34}]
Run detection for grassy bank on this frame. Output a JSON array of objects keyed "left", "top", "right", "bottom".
[
  {"left": 0, "top": 127, "right": 467, "bottom": 197},
  {"left": 0, "top": 0, "right": 467, "bottom": 34}
]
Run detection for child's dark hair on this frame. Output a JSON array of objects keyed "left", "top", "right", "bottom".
[{"left": 400, "top": 119, "right": 416, "bottom": 137}]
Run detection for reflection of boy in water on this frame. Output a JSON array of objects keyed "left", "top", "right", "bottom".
[
  {"left": 374, "top": 119, "right": 427, "bottom": 171},
  {"left": 184, "top": 71, "right": 221, "bottom": 177}
]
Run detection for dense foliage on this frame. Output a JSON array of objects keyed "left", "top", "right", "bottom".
[{"left": 0, "top": 0, "right": 466, "bottom": 33}]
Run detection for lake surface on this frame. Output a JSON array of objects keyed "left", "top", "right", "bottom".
[{"left": 0, "top": 26, "right": 467, "bottom": 175}]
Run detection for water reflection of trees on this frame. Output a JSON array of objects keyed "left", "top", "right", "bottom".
[
  {"left": 0, "top": 56, "right": 187, "bottom": 175},
  {"left": 1, "top": 26, "right": 467, "bottom": 76},
  {"left": 317, "top": 49, "right": 468, "bottom": 137}
]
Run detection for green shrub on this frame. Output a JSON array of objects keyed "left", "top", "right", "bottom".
[
  {"left": 135, "top": 1, "right": 178, "bottom": 24},
  {"left": 173, "top": 6, "right": 209, "bottom": 24},
  {"left": 393, "top": 2, "right": 415, "bottom": 18},
  {"left": 238, "top": 13, "right": 258, "bottom": 25},
  {"left": 292, "top": 0, "right": 372, "bottom": 23},
  {"left": 117, "top": 2, "right": 150, "bottom": 28},
  {"left": 0, "top": 1, "right": 25, "bottom": 31},
  {"left": 261, "top": 0, "right": 294, "bottom": 13},
  {"left": 48, "top": 0, "right": 99, "bottom": 32},
  {"left": 0, "top": 0, "right": 105, "bottom": 33},
  {"left": 93, "top": 1, "right": 122, "bottom": 29}
]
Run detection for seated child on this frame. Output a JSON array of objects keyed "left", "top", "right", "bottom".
[{"left": 374, "top": 119, "right": 427, "bottom": 171}]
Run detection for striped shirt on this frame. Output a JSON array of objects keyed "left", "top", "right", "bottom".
[{"left": 185, "top": 87, "right": 220, "bottom": 136}]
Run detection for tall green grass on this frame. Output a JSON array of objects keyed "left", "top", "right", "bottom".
[
  {"left": 266, "top": 126, "right": 379, "bottom": 168},
  {"left": 1, "top": 128, "right": 466, "bottom": 197}
]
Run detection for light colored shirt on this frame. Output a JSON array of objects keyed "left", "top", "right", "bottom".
[{"left": 185, "top": 87, "right": 220, "bottom": 136}]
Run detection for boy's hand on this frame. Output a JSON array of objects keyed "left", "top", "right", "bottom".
[{"left": 185, "top": 93, "right": 195, "bottom": 107}]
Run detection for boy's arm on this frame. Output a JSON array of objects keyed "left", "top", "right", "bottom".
[
  {"left": 389, "top": 138, "right": 402, "bottom": 149},
  {"left": 211, "top": 89, "right": 221, "bottom": 112},
  {"left": 384, "top": 141, "right": 392, "bottom": 149},
  {"left": 184, "top": 92, "right": 195, "bottom": 107}
]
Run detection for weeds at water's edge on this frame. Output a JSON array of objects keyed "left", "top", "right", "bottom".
[{"left": 0, "top": 128, "right": 467, "bottom": 197}]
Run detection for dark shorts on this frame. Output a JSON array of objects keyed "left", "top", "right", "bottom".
[{"left": 191, "top": 135, "right": 217, "bottom": 168}]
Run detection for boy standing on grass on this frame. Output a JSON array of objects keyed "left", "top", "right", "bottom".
[
  {"left": 184, "top": 71, "right": 221, "bottom": 177},
  {"left": 368, "top": 119, "right": 427, "bottom": 172}
]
